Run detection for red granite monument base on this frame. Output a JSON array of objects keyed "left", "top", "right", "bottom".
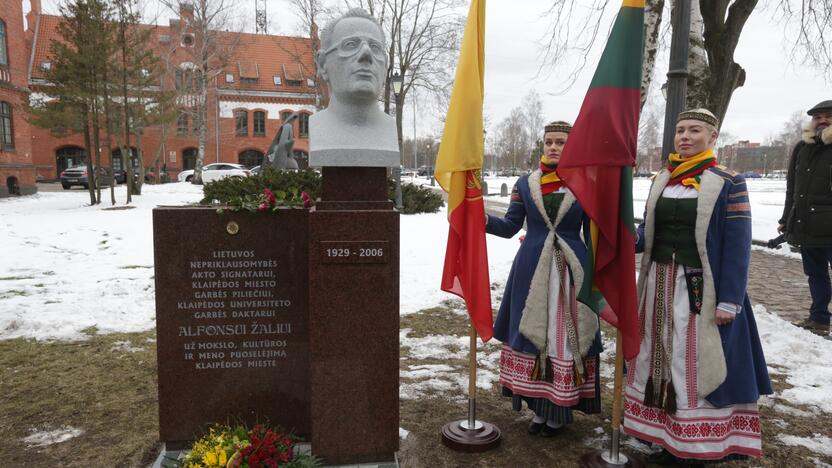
[{"left": 308, "top": 166, "right": 399, "bottom": 464}]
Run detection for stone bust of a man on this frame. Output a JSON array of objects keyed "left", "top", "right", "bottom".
[{"left": 308, "top": 8, "right": 399, "bottom": 167}]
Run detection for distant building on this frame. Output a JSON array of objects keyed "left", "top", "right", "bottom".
[
  {"left": 0, "top": 0, "right": 36, "bottom": 196},
  {"left": 719, "top": 140, "right": 788, "bottom": 175},
  {"left": 25, "top": 1, "right": 317, "bottom": 182}
]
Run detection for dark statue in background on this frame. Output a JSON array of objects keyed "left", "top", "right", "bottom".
[{"left": 266, "top": 113, "right": 299, "bottom": 170}]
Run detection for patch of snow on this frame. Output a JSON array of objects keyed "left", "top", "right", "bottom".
[
  {"left": 754, "top": 305, "right": 832, "bottom": 413},
  {"left": 772, "top": 403, "right": 814, "bottom": 418},
  {"left": 399, "top": 427, "right": 409, "bottom": 440},
  {"left": 110, "top": 340, "right": 144, "bottom": 353},
  {"left": 0, "top": 183, "right": 203, "bottom": 341},
  {"left": 776, "top": 433, "right": 832, "bottom": 457},
  {"left": 23, "top": 426, "right": 84, "bottom": 447}
]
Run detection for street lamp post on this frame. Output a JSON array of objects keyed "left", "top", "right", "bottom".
[
  {"left": 391, "top": 71, "right": 404, "bottom": 209},
  {"left": 660, "top": 0, "right": 692, "bottom": 164}
]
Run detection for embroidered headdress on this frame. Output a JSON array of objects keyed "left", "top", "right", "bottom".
[
  {"left": 544, "top": 121, "right": 572, "bottom": 134},
  {"left": 677, "top": 108, "right": 719, "bottom": 128}
]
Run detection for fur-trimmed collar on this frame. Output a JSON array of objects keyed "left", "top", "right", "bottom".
[{"left": 802, "top": 124, "right": 832, "bottom": 145}]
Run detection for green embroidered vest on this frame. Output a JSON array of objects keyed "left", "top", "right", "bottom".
[
  {"left": 652, "top": 196, "right": 701, "bottom": 267},
  {"left": 543, "top": 192, "right": 565, "bottom": 225}
]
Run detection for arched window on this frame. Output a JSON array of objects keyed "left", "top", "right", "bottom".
[
  {"left": 235, "top": 110, "right": 248, "bottom": 136},
  {"left": 55, "top": 146, "right": 86, "bottom": 177},
  {"left": 253, "top": 111, "right": 266, "bottom": 136},
  {"left": 0, "top": 101, "right": 13, "bottom": 150},
  {"left": 0, "top": 21, "right": 7, "bottom": 66},
  {"left": 238, "top": 149, "right": 264, "bottom": 168}
]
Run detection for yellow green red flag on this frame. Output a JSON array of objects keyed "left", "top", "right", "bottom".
[{"left": 434, "top": 0, "right": 493, "bottom": 342}]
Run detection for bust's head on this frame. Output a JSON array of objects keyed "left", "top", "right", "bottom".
[{"left": 316, "top": 9, "right": 387, "bottom": 106}]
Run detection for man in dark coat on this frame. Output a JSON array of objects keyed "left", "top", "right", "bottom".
[{"left": 778, "top": 99, "right": 832, "bottom": 334}]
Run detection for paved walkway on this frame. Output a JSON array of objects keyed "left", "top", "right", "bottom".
[{"left": 484, "top": 197, "right": 815, "bottom": 326}]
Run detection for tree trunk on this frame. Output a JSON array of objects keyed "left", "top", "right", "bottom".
[
  {"left": 101, "top": 75, "right": 116, "bottom": 205},
  {"left": 192, "top": 66, "right": 209, "bottom": 185},
  {"left": 134, "top": 131, "right": 144, "bottom": 195},
  {"left": 82, "top": 109, "right": 96, "bottom": 205},
  {"left": 641, "top": 0, "right": 665, "bottom": 110},
  {"left": 92, "top": 98, "right": 102, "bottom": 204},
  {"left": 686, "top": 0, "right": 710, "bottom": 111},
  {"left": 694, "top": 0, "right": 757, "bottom": 128}
]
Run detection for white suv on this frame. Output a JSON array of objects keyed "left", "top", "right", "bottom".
[{"left": 177, "top": 163, "right": 251, "bottom": 183}]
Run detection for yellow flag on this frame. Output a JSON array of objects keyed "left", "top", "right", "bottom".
[{"left": 434, "top": 0, "right": 485, "bottom": 211}]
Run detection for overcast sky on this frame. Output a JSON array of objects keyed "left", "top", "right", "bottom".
[{"left": 38, "top": 0, "right": 830, "bottom": 144}]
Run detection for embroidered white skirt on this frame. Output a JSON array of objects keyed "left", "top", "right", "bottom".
[{"left": 623, "top": 261, "right": 762, "bottom": 460}]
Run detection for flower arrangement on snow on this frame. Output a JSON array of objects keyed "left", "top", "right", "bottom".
[{"left": 174, "top": 423, "right": 320, "bottom": 468}]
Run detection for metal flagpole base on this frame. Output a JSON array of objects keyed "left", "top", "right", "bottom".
[
  {"left": 580, "top": 428, "right": 644, "bottom": 468},
  {"left": 579, "top": 450, "right": 644, "bottom": 468},
  {"left": 440, "top": 399, "right": 501, "bottom": 452}
]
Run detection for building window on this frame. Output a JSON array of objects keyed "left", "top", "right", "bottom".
[
  {"left": 238, "top": 149, "right": 264, "bottom": 168},
  {"left": 286, "top": 79, "right": 302, "bottom": 87},
  {"left": 177, "top": 111, "right": 188, "bottom": 135},
  {"left": 226, "top": 73, "right": 234, "bottom": 83},
  {"left": 0, "top": 101, "right": 13, "bottom": 150},
  {"left": 235, "top": 110, "right": 248, "bottom": 136},
  {"left": 281, "top": 111, "right": 293, "bottom": 124},
  {"left": 176, "top": 69, "right": 196, "bottom": 91},
  {"left": 240, "top": 77, "right": 258, "bottom": 85},
  {"left": 273, "top": 75, "right": 282, "bottom": 86},
  {"left": 253, "top": 111, "right": 266, "bottom": 136},
  {"left": 0, "top": 21, "right": 7, "bottom": 66},
  {"left": 298, "top": 113, "right": 309, "bottom": 138},
  {"left": 306, "top": 78, "right": 315, "bottom": 87}
]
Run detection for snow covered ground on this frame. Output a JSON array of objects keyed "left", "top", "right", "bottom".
[
  {"left": 2, "top": 180, "right": 831, "bottom": 457},
  {"left": 409, "top": 175, "right": 790, "bottom": 242},
  {"left": 0, "top": 182, "right": 519, "bottom": 340}
]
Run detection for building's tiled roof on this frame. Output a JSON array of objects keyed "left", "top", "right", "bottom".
[{"left": 30, "top": 14, "right": 316, "bottom": 96}]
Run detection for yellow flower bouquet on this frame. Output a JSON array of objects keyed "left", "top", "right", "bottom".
[{"left": 171, "top": 423, "right": 320, "bottom": 468}]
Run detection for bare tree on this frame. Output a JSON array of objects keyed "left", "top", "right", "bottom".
[
  {"left": 539, "top": 0, "right": 665, "bottom": 110},
  {"left": 637, "top": 98, "right": 663, "bottom": 172},
  {"left": 521, "top": 90, "right": 545, "bottom": 148},
  {"left": 493, "top": 107, "right": 531, "bottom": 174},
  {"left": 286, "top": 0, "right": 333, "bottom": 108},
  {"left": 774, "top": 0, "right": 832, "bottom": 75},
  {"left": 340, "top": 0, "right": 463, "bottom": 153},
  {"left": 161, "top": 0, "right": 242, "bottom": 184},
  {"left": 685, "top": 0, "right": 758, "bottom": 127}
]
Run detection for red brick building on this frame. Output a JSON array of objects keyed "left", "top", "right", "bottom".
[
  {"left": 25, "top": 1, "right": 317, "bottom": 182},
  {"left": 0, "top": 0, "right": 36, "bottom": 196}
]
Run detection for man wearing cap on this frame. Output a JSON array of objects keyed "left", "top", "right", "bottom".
[{"left": 778, "top": 100, "right": 832, "bottom": 335}]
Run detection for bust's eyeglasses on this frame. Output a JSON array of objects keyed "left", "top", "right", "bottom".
[{"left": 323, "top": 36, "right": 386, "bottom": 60}]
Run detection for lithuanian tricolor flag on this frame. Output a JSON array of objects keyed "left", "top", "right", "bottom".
[
  {"left": 434, "top": 0, "right": 493, "bottom": 342},
  {"left": 557, "top": 0, "right": 643, "bottom": 360}
]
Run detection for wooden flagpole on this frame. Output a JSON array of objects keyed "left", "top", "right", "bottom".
[
  {"left": 440, "top": 320, "right": 501, "bottom": 451},
  {"left": 580, "top": 330, "right": 643, "bottom": 467}
]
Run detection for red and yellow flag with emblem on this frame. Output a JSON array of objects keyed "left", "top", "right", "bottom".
[{"left": 434, "top": 0, "right": 493, "bottom": 342}]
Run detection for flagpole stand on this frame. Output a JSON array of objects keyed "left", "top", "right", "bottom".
[
  {"left": 580, "top": 331, "right": 644, "bottom": 468},
  {"left": 441, "top": 325, "right": 501, "bottom": 452}
]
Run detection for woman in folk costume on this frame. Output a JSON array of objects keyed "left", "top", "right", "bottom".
[
  {"left": 623, "top": 109, "right": 772, "bottom": 464},
  {"left": 486, "top": 121, "right": 602, "bottom": 437}
]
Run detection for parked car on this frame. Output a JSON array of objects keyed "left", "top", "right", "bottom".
[
  {"left": 741, "top": 171, "right": 762, "bottom": 179},
  {"left": 417, "top": 165, "right": 434, "bottom": 176},
  {"left": 250, "top": 165, "right": 262, "bottom": 176},
  {"left": 60, "top": 164, "right": 113, "bottom": 189},
  {"left": 177, "top": 163, "right": 251, "bottom": 183}
]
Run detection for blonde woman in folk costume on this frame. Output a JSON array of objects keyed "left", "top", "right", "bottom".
[
  {"left": 486, "top": 121, "right": 602, "bottom": 437},
  {"left": 623, "top": 109, "right": 772, "bottom": 465}
]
